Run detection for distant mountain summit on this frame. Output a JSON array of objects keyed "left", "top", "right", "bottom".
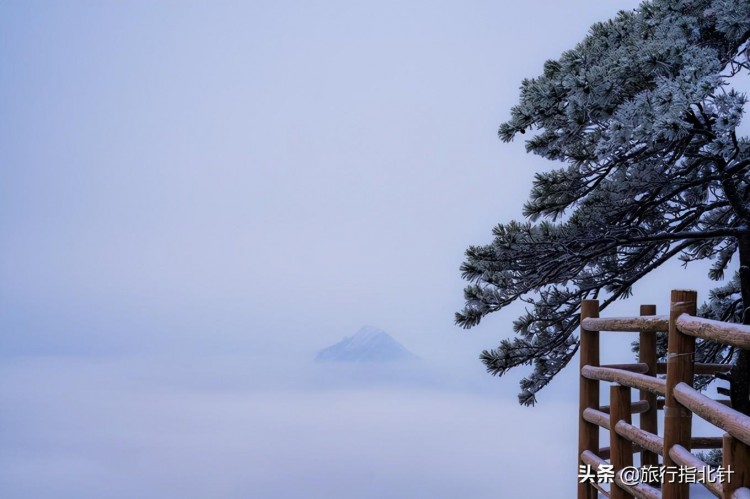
[{"left": 315, "top": 326, "right": 418, "bottom": 362}]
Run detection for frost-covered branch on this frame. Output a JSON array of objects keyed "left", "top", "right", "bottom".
[{"left": 459, "top": 0, "right": 750, "bottom": 405}]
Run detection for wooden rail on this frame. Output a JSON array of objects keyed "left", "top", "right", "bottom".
[
  {"left": 669, "top": 444, "right": 722, "bottom": 497},
  {"left": 615, "top": 420, "right": 663, "bottom": 455},
  {"left": 576, "top": 289, "right": 750, "bottom": 499},
  {"left": 600, "top": 400, "right": 650, "bottom": 415},
  {"left": 581, "top": 315, "right": 669, "bottom": 332},
  {"left": 582, "top": 366, "right": 666, "bottom": 395},
  {"left": 673, "top": 383, "right": 750, "bottom": 447},
  {"left": 676, "top": 316, "right": 750, "bottom": 349}
]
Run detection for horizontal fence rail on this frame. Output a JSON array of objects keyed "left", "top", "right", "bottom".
[
  {"left": 583, "top": 407, "right": 611, "bottom": 430},
  {"left": 615, "top": 420, "right": 663, "bottom": 456},
  {"left": 576, "top": 289, "right": 750, "bottom": 499},
  {"left": 582, "top": 366, "right": 667, "bottom": 395},
  {"left": 673, "top": 384, "right": 750, "bottom": 447},
  {"left": 675, "top": 316, "right": 750, "bottom": 349},
  {"left": 657, "top": 363, "right": 733, "bottom": 375},
  {"left": 600, "top": 400, "right": 651, "bottom": 415},
  {"left": 605, "top": 363, "right": 651, "bottom": 373},
  {"left": 669, "top": 444, "right": 721, "bottom": 497},
  {"left": 581, "top": 315, "right": 669, "bottom": 332}
]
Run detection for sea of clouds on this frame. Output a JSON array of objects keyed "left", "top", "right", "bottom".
[{"left": 0, "top": 354, "right": 582, "bottom": 498}]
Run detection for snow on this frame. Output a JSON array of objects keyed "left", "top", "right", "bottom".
[
  {"left": 677, "top": 315, "right": 750, "bottom": 336},
  {"left": 315, "top": 326, "right": 418, "bottom": 362}
]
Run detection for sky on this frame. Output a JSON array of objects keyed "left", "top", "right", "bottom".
[{"left": 0, "top": 1, "right": 733, "bottom": 498}]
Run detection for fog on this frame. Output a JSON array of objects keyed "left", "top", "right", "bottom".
[
  {"left": 1, "top": 355, "right": 579, "bottom": 498},
  {"left": 1, "top": 0, "right": 733, "bottom": 498}
]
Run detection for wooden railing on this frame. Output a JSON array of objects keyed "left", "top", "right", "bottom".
[{"left": 577, "top": 290, "right": 750, "bottom": 499}]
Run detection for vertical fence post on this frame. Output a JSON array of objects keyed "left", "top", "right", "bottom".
[
  {"left": 610, "top": 383, "right": 633, "bottom": 499},
  {"left": 639, "top": 304, "right": 659, "bottom": 470},
  {"left": 662, "top": 290, "right": 696, "bottom": 499},
  {"left": 723, "top": 433, "right": 750, "bottom": 496},
  {"left": 578, "top": 299, "right": 600, "bottom": 499}
]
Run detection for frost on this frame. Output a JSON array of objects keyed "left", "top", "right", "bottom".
[{"left": 459, "top": 0, "right": 750, "bottom": 405}]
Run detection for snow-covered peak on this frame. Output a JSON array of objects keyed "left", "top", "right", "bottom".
[
  {"left": 315, "top": 326, "right": 417, "bottom": 363},
  {"left": 345, "top": 326, "right": 387, "bottom": 348}
]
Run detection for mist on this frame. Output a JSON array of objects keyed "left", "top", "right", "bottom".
[
  {"left": 0, "top": 355, "right": 579, "bottom": 498},
  {"left": 3, "top": 0, "right": 730, "bottom": 498}
]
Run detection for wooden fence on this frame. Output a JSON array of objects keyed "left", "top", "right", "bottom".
[{"left": 577, "top": 289, "right": 750, "bottom": 499}]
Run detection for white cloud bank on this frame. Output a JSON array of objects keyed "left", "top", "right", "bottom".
[{"left": 0, "top": 355, "right": 579, "bottom": 498}]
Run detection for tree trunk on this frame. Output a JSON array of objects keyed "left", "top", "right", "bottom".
[{"left": 730, "top": 233, "right": 750, "bottom": 415}]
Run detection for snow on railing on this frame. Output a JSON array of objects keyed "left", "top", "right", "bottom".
[
  {"left": 576, "top": 290, "right": 750, "bottom": 499},
  {"left": 676, "top": 315, "right": 750, "bottom": 349}
]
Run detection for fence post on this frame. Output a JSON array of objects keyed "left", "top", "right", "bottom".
[
  {"left": 610, "top": 383, "right": 633, "bottom": 499},
  {"left": 723, "top": 433, "right": 750, "bottom": 496},
  {"left": 578, "top": 299, "right": 600, "bottom": 499},
  {"left": 639, "top": 304, "right": 659, "bottom": 470},
  {"left": 662, "top": 290, "right": 696, "bottom": 499}
]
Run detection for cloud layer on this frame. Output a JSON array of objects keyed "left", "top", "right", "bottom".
[{"left": 0, "top": 355, "right": 579, "bottom": 498}]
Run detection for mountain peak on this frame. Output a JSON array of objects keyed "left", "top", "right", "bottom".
[{"left": 315, "top": 326, "right": 417, "bottom": 362}]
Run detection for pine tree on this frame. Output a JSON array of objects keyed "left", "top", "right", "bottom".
[{"left": 457, "top": 0, "right": 750, "bottom": 407}]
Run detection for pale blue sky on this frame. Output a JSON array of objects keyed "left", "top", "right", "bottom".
[{"left": 2, "top": 2, "right": 730, "bottom": 498}]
